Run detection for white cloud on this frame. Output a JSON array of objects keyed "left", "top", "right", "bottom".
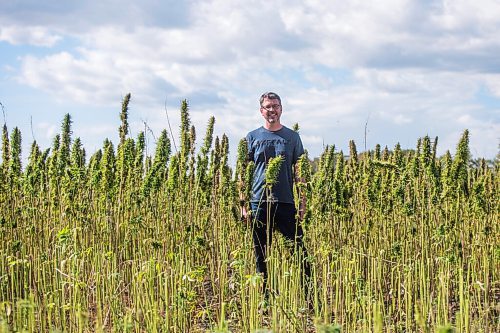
[
  {"left": 432, "top": 0, "right": 500, "bottom": 31},
  {"left": 2, "top": 0, "right": 499, "bottom": 159},
  {"left": 19, "top": 52, "right": 122, "bottom": 104},
  {"left": 15, "top": 1, "right": 500, "bottom": 104},
  {"left": 0, "top": 25, "right": 61, "bottom": 47},
  {"left": 302, "top": 134, "right": 323, "bottom": 145},
  {"left": 393, "top": 114, "right": 413, "bottom": 125},
  {"left": 482, "top": 74, "right": 500, "bottom": 97}
]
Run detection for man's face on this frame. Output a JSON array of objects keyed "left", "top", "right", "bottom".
[{"left": 260, "top": 98, "right": 282, "bottom": 124}]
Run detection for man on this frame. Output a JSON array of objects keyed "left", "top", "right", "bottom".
[{"left": 244, "top": 91, "right": 311, "bottom": 297}]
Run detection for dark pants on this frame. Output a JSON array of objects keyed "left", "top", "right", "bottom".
[{"left": 250, "top": 201, "right": 311, "bottom": 295}]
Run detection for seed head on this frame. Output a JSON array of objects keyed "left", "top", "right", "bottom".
[{"left": 265, "top": 155, "right": 283, "bottom": 187}]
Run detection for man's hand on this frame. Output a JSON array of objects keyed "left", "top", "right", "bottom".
[{"left": 240, "top": 205, "right": 250, "bottom": 224}]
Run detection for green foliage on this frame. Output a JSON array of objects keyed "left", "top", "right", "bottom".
[
  {"left": 244, "top": 161, "right": 255, "bottom": 202},
  {"left": 24, "top": 141, "right": 43, "bottom": 194},
  {"left": 265, "top": 155, "right": 283, "bottom": 187},
  {"left": 194, "top": 117, "right": 215, "bottom": 198},
  {"left": 1, "top": 124, "right": 9, "bottom": 172},
  {"left": 9, "top": 127, "right": 22, "bottom": 184},
  {"left": 296, "top": 152, "right": 312, "bottom": 184},
  {"left": 451, "top": 129, "right": 470, "bottom": 194},
  {"left": 58, "top": 114, "right": 72, "bottom": 174},
  {"left": 180, "top": 99, "right": 191, "bottom": 160},
  {"left": 134, "top": 131, "right": 145, "bottom": 178},
  {"left": 436, "top": 324, "right": 455, "bottom": 333},
  {"left": 318, "top": 323, "right": 342, "bottom": 333},
  {"left": 167, "top": 154, "right": 179, "bottom": 192},
  {"left": 142, "top": 130, "right": 171, "bottom": 196},
  {"left": 88, "top": 149, "right": 103, "bottom": 187},
  {"left": 235, "top": 138, "right": 248, "bottom": 180},
  {"left": 0, "top": 98, "right": 497, "bottom": 333},
  {"left": 100, "top": 139, "right": 116, "bottom": 202},
  {"left": 119, "top": 93, "right": 131, "bottom": 144},
  {"left": 349, "top": 139, "right": 358, "bottom": 166}
]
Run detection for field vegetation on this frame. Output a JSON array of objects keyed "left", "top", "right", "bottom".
[{"left": 0, "top": 95, "right": 498, "bottom": 332}]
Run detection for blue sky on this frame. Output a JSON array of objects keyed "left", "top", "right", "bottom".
[{"left": 1, "top": 0, "right": 499, "bottom": 164}]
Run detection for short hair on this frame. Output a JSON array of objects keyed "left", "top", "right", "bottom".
[{"left": 259, "top": 92, "right": 281, "bottom": 106}]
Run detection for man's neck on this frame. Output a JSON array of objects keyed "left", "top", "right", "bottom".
[{"left": 264, "top": 122, "right": 283, "bottom": 132}]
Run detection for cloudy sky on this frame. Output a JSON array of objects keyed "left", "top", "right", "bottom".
[{"left": 1, "top": 0, "right": 499, "bottom": 164}]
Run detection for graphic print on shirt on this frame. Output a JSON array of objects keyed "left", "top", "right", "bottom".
[{"left": 253, "top": 138, "right": 290, "bottom": 163}]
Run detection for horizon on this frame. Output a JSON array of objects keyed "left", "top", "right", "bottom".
[{"left": 1, "top": 101, "right": 491, "bottom": 170}]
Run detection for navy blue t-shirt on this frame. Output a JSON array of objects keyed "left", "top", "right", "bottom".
[{"left": 246, "top": 126, "right": 304, "bottom": 204}]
